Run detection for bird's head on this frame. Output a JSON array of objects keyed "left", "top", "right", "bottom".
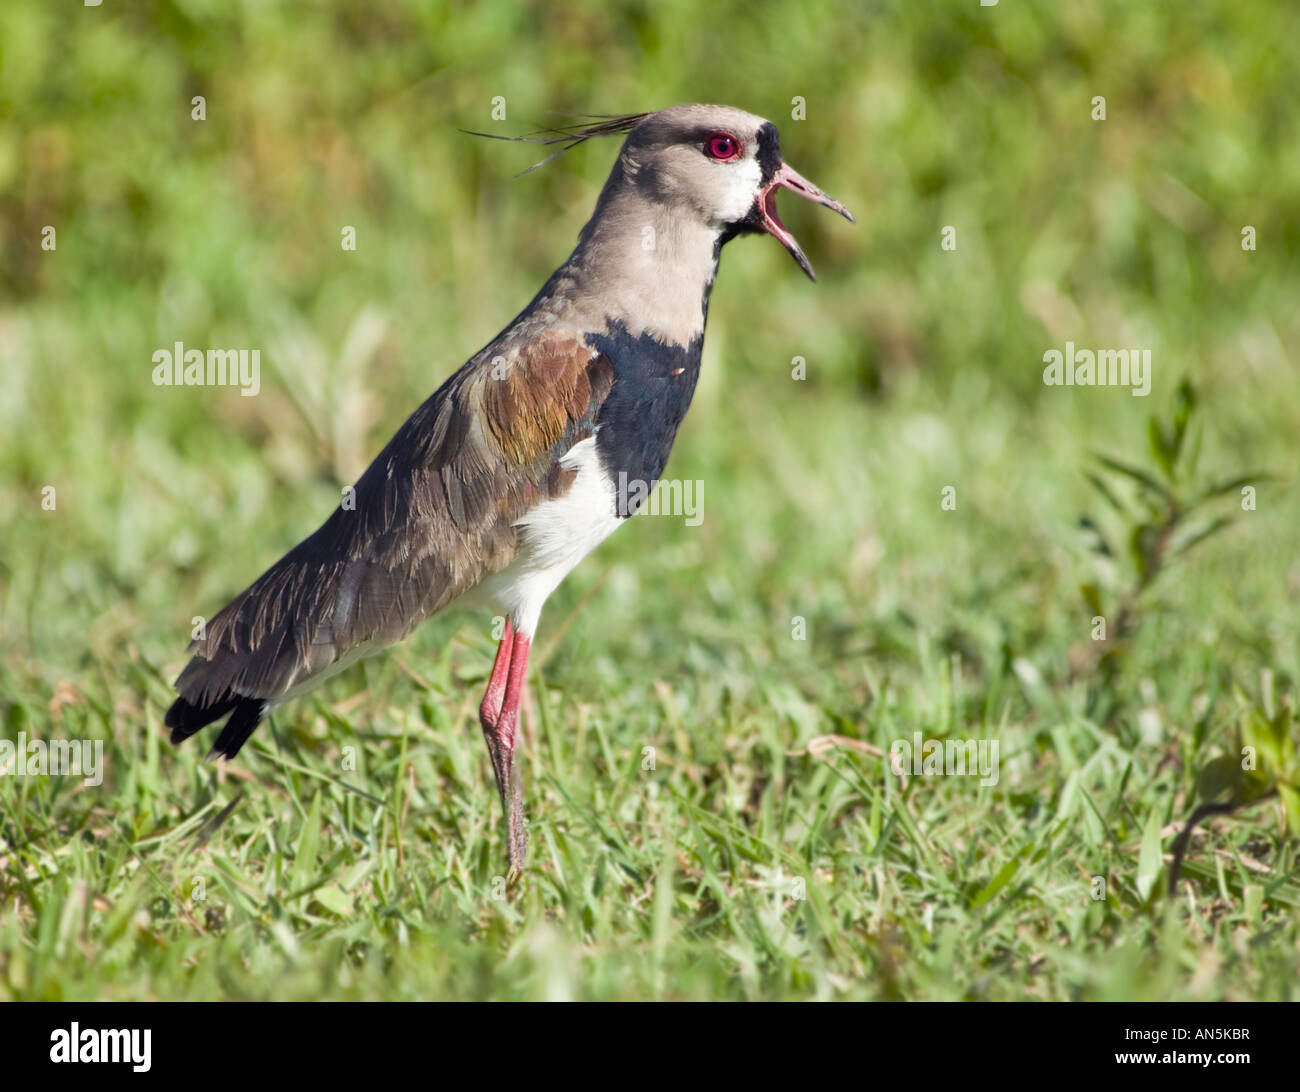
[
  {"left": 474, "top": 104, "right": 854, "bottom": 281},
  {"left": 615, "top": 104, "right": 854, "bottom": 280}
]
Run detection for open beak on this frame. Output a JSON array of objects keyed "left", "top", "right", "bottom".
[{"left": 758, "top": 163, "right": 854, "bottom": 281}]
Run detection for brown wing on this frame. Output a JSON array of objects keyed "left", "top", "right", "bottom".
[{"left": 174, "top": 332, "right": 615, "bottom": 707}]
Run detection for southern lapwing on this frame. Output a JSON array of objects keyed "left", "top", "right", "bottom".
[{"left": 165, "top": 104, "right": 853, "bottom": 873}]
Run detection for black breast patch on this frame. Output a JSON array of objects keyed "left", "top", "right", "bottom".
[{"left": 586, "top": 322, "right": 704, "bottom": 516}]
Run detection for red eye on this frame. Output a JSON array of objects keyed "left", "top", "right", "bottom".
[{"left": 705, "top": 132, "right": 741, "bottom": 161}]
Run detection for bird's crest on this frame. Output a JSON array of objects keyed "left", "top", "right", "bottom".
[{"left": 461, "top": 113, "right": 650, "bottom": 176}]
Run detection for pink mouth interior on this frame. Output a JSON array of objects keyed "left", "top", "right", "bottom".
[{"left": 763, "top": 187, "right": 786, "bottom": 232}]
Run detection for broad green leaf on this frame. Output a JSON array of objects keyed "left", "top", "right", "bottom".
[
  {"left": 1279, "top": 783, "right": 1300, "bottom": 836},
  {"left": 1136, "top": 808, "right": 1163, "bottom": 902},
  {"left": 1271, "top": 706, "right": 1296, "bottom": 770},
  {"left": 290, "top": 791, "right": 324, "bottom": 893},
  {"left": 970, "top": 843, "right": 1031, "bottom": 909},
  {"left": 1197, "top": 754, "right": 1246, "bottom": 803},
  {"left": 1242, "top": 708, "right": 1284, "bottom": 775},
  {"left": 314, "top": 884, "right": 353, "bottom": 917}
]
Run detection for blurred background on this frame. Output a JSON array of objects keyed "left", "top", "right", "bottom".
[
  {"left": 4, "top": 0, "right": 1298, "bottom": 682},
  {"left": 1, "top": 1, "right": 1298, "bottom": 1000}
]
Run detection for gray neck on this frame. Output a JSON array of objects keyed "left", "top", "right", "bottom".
[{"left": 542, "top": 170, "right": 722, "bottom": 346}]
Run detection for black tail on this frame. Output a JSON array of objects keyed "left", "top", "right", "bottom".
[{"left": 165, "top": 692, "right": 266, "bottom": 759}]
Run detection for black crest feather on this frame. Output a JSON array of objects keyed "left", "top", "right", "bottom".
[{"left": 461, "top": 112, "right": 650, "bottom": 176}]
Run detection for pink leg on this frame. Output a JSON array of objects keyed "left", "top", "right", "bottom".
[
  {"left": 480, "top": 624, "right": 531, "bottom": 873},
  {"left": 479, "top": 619, "right": 514, "bottom": 733}
]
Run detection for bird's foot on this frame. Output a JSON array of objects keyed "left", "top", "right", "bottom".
[
  {"left": 483, "top": 724, "right": 528, "bottom": 876},
  {"left": 505, "top": 757, "right": 527, "bottom": 876}
]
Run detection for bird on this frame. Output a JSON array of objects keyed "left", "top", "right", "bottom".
[{"left": 164, "top": 103, "right": 853, "bottom": 874}]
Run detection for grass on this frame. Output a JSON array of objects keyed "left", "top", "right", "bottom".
[{"left": 2, "top": 0, "right": 1299, "bottom": 1000}]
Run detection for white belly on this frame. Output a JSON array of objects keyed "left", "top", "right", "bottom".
[{"left": 470, "top": 434, "right": 624, "bottom": 635}]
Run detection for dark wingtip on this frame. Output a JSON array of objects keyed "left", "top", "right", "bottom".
[
  {"left": 166, "top": 691, "right": 265, "bottom": 758},
  {"left": 208, "top": 699, "right": 266, "bottom": 760},
  {"left": 166, "top": 693, "right": 238, "bottom": 744}
]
